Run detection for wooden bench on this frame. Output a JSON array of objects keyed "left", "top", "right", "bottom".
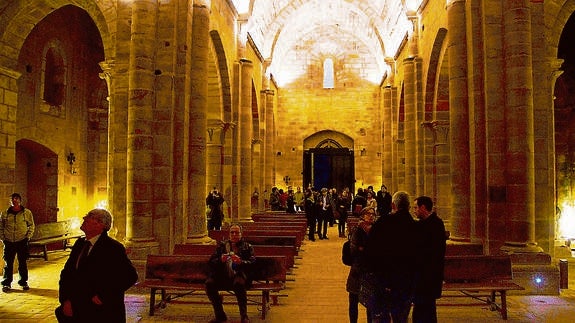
[
  {"left": 173, "top": 244, "right": 298, "bottom": 271},
  {"left": 139, "top": 254, "right": 287, "bottom": 319},
  {"left": 214, "top": 229, "right": 303, "bottom": 249},
  {"left": 209, "top": 230, "right": 301, "bottom": 250},
  {"left": 442, "top": 255, "right": 524, "bottom": 320},
  {"left": 29, "top": 219, "right": 84, "bottom": 260}
]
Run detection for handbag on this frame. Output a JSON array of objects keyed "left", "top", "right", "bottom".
[{"left": 358, "top": 273, "right": 391, "bottom": 309}]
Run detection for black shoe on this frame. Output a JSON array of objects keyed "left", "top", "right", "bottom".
[
  {"left": 324, "top": 236, "right": 329, "bottom": 239},
  {"left": 2, "top": 285, "right": 10, "bottom": 293},
  {"left": 241, "top": 315, "right": 250, "bottom": 323},
  {"left": 20, "top": 284, "right": 29, "bottom": 291}
]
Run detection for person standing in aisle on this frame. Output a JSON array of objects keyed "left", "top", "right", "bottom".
[{"left": 1, "top": 193, "right": 35, "bottom": 292}]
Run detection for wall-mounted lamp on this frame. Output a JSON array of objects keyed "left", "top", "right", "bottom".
[
  {"left": 66, "top": 152, "right": 77, "bottom": 174},
  {"left": 360, "top": 148, "right": 367, "bottom": 156},
  {"left": 283, "top": 175, "right": 291, "bottom": 185}
]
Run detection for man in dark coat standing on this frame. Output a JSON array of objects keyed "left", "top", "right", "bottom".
[
  {"left": 55, "top": 208, "right": 138, "bottom": 323},
  {"left": 413, "top": 196, "right": 447, "bottom": 323},
  {"left": 364, "top": 191, "right": 418, "bottom": 323}
]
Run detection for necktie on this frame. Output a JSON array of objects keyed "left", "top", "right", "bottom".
[{"left": 76, "top": 240, "right": 91, "bottom": 269}]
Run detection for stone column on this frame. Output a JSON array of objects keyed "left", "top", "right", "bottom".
[
  {"left": 382, "top": 85, "right": 393, "bottom": 188},
  {"left": 187, "top": 0, "right": 210, "bottom": 243},
  {"left": 206, "top": 120, "right": 224, "bottom": 193},
  {"left": 264, "top": 89, "right": 275, "bottom": 209},
  {"left": 238, "top": 59, "right": 253, "bottom": 222},
  {"left": 447, "top": 0, "right": 471, "bottom": 242},
  {"left": 501, "top": 0, "right": 539, "bottom": 252},
  {"left": 403, "top": 57, "right": 416, "bottom": 196},
  {"left": 0, "top": 66, "right": 20, "bottom": 196},
  {"left": 125, "top": 0, "right": 159, "bottom": 257},
  {"left": 252, "top": 139, "right": 262, "bottom": 212}
]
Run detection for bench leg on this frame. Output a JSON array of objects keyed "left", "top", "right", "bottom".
[
  {"left": 149, "top": 288, "right": 157, "bottom": 316},
  {"left": 261, "top": 291, "right": 269, "bottom": 319},
  {"left": 500, "top": 290, "right": 508, "bottom": 320},
  {"left": 43, "top": 246, "right": 48, "bottom": 261}
]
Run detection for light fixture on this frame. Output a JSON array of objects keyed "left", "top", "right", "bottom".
[
  {"left": 66, "top": 152, "right": 77, "bottom": 174},
  {"left": 283, "top": 176, "right": 290, "bottom": 185}
]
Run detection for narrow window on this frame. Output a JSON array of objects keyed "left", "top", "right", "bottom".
[
  {"left": 43, "top": 48, "right": 65, "bottom": 106},
  {"left": 323, "top": 58, "right": 334, "bottom": 89}
]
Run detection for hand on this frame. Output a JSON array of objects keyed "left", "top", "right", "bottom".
[
  {"left": 92, "top": 294, "right": 103, "bottom": 305},
  {"left": 230, "top": 254, "right": 241, "bottom": 264},
  {"left": 62, "top": 300, "right": 73, "bottom": 317}
]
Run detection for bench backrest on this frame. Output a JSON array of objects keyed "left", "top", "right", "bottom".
[
  {"left": 173, "top": 244, "right": 296, "bottom": 268},
  {"left": 209, "top": 230, "right": 298, "bottom": 246},
  {"left": 30, "top": 220, "right": 71, "bottom": 241},
  {"left": 145, "top": 254, "right": 286, "bottom": 283},
  {"left": 444, "top": 255, "right": 513, "bottom": 283}
]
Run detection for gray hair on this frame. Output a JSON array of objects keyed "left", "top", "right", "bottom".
[
  {"left": 392, "top": 191, "right": 410, "bottom": 211},
  {"left": 87, "top": 208, "right": 113, "bottom": 231}
]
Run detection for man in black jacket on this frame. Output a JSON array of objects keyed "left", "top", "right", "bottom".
[
  {"left": 413, "top": 196, "right": 446, "bottom": 323},
  {"left": 55, "top": 209, "right": 138, "bottom": 323},
  {"left": 364, "top": 191, "right": 418, "bottom": 323}
]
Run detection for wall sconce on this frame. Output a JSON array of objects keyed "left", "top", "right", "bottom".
[
  {"left": 66, "top": 152, "right": 77, "bottom": 174},
  {"left": 283, "top": 175, "right": 291, "bottom": 185},
  {"left": 360, "top": 148, "right": 367, "bottom": 156}
]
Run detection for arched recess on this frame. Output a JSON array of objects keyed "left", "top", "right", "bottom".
[
  {"left": 554, "top": 10, "right": 575, "bottom": 240},
  {"left": 207, "top": 30, "right": 232, "bottom": 198},
  {"left": 16, "top": 139, "right": 58, "bottom": 225},
  {"left": 422, "top": 28, "right": 451, "bottom": 219},
  {"left": 16, "top": 5, "right": 107, "bottom": 221},
  {"left": 303, "top": 130, "right": 354, "bottom": 192},
  {"left": 0, "top": 0, "right": 112, "bottom": 70}
]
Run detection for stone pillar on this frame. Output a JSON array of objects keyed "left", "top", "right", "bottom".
[
  {"left": 264, "top": 89, "right": 275, "bottom": 209},
  {"left": 125, "top": 0, "right": 160, "bottom": 260},
  {"left": 382, "top": 85, "right": 393, "bottom": 188},
  {"left": 206, "top": 120, "right": 224, "bottom": 193},
  {"left": 403, "top": 57, "right": 416, "bottom": 196},
  {"left": 501, "top": 0, "right": 539, "bottom": 252},
  {"left": 252, "top": 139, "right": 262, "bottom": 213},
  {"left": 0, "top": 66, "right": 20, "bottom": 196},
  {"left": 447, "top": 0, "right": 471, "bottom": 242},
  {"left": 187, "top": 0, "right": 210, "bottom": 243},
  {"left": 238, "top": 59, "right": 253, "bottom": 222}
]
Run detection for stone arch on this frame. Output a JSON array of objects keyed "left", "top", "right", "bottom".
[
  {"left": 0, "top": 1, "right": 112, "bottom": 70},
  {"left": 546, "top": 0, "right": 575, "bottom": 58},
  {"left": 209, "top": 30, "right": 232, "bottom": 122},
  {"left": 303, "top": 130, "right": 353, "bottom": 150}
]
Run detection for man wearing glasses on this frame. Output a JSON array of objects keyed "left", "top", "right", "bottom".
[
  {"left": 206, "top": 223, "right": 256, "bottom": 323},
  {"left": 55, "top": 209, "right": 138, "bottom": 323}
]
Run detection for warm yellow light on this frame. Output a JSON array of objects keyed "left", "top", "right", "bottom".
[
  {"left": 95, "top": 200, "right": 108, "bottom": 210},
  {"left": 559, "top": 202, "right": 575, "bottom": 239}
]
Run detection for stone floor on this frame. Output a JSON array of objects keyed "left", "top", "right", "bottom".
[{"left": 1, "top": 225, "right": 575, "bottom": 322}]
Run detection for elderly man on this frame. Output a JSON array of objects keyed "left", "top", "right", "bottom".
[
  {"left": 55, "top": 209, "right": 138, "bottom": 323},
  {"left": 364, "top": 191, "right": 418, "bottom": 323},
  {"left": 206, "top": 223, "right": 256, "bottom": 323}
]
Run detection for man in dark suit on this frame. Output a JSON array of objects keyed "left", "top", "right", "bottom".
[
  {"left": 413, "top": 196, "right": 447, "bottom": 323},
  {"left": 55, "top": 209, "right": 138, "bottom": 323}
]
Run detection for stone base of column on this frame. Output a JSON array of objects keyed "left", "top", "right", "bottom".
[
  {"left": 125, "top": 240, "right": 160, "bottom": 283},
  {"left": 507, "top": 252, "right": 560, "bottom": 295}
]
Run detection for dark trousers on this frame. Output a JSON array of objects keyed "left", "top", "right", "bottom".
[
  {"left": 306, "top": 215, "right": 316, "bottom": 240},
  {"left": 206, "top": 276, "right": 248, "bottom": 320},
  {"left": 349, "top": 292, "right": 372, "bottom": 323},
  {"left": 412, "top": 297, "right": 437, "bottom": 323},
  {"left": 338, "top": 213, "right": 348, "bottom": 236},
  {"left": 2, "top": 238, "right": 29, "bottom": 286},
  {"left": 370, "top": 288, "right": 412, "bottom": 323},
  {"left": 317, "top": 210, "right": 329, "bottom": 238}
]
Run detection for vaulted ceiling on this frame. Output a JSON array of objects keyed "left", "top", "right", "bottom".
[{"left": 233, "top": 0, "right": 420, "bottom": 86}]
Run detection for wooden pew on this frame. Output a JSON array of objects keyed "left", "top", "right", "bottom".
[
  {"left": 139, "top": 254, "right": 287, "bottom": 319},
  {"left": 173, "top": 244, "right": 297, "bottom": 270},
  {"left": 209, "top": 229, "right": 303, "bottom": 250},
  {"left": 441, "top": 255, "right": 524, "bottom": 320},
  {"left": 29, "top": 219, "right": 84, "bottom": 261}
]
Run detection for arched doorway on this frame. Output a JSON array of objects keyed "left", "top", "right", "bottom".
[
  {"left": 302, "top": 131, "right": 354, "bottom": 192},
  {"left": 15, "top": 139, "right": 58, "bottom": 224}
]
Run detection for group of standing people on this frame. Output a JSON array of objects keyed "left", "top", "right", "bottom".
[{"left": 346, "top": 191, "right": 447, "bottom": 323}]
